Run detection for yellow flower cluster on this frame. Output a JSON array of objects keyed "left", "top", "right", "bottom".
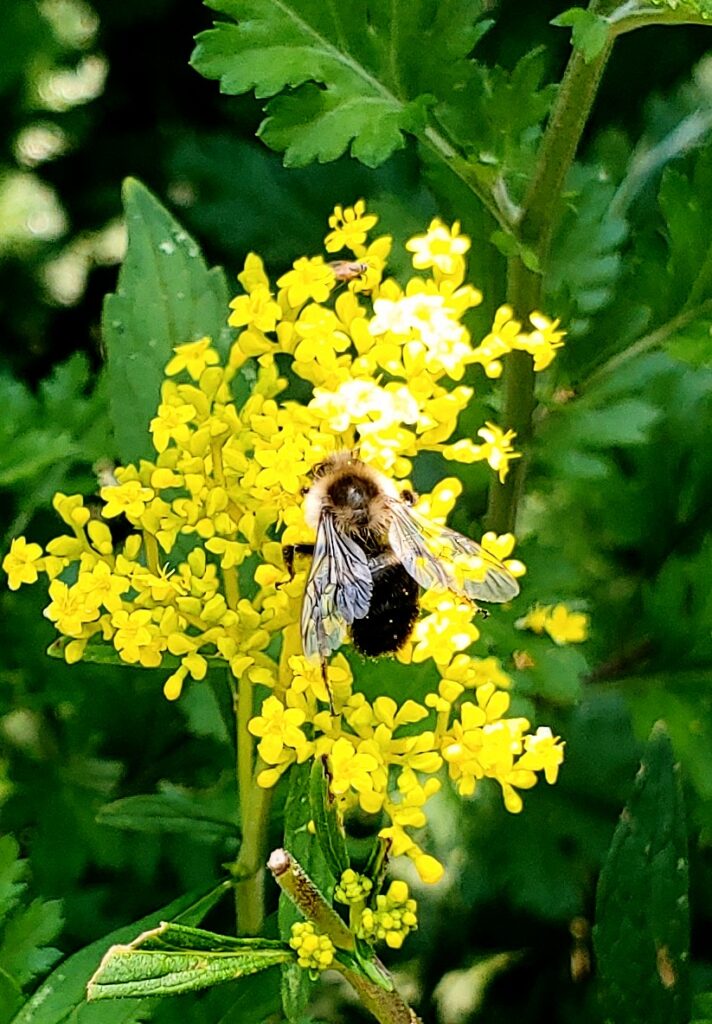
[
  {"left": 249, "top": 653, "right": 564, "bottom": 877},
  {"left": 2, "top": 201, "right": 568, "bottom": 884},
  {"left": 358, "top": 880, "right": 418, "bottom": 950},
  {"left": 334, "top": 869, "right": 374, "bottom": 906},
  {"left": 289, "top": 921, "right": 335, "bottom": 973}
]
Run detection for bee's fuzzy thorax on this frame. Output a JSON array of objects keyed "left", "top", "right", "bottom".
[{"left": 303, "top": 454, "right": 399, "bottom": 532}]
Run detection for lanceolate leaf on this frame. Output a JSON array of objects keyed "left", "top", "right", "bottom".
[
  {"left": 309, "top": 756, "right": 350, "bottom": 879},
  {"left": 279, "top": 761, "right": 335, "bottom": 1022},
  {"left": 594, "top": 722, "right": 690, "bottom": 1024},
  {"left": 102, "top": 177, "right": 232, "bottom": 464},
  {"left": 87, "top": 923, "right": 292, "bottom": 1000}
]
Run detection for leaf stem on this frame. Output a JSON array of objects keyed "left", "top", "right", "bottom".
[
  {"left": 421, "top": 126, "right": 517, "bottom": 233},
  {"left": 609, "top": 2, "right": 712, "bottom": 34},
  {"left": 582, "top": 298, "right": 712, "bottom": 390},
  {"left": 487, "top": 2, "right": 612, "bottom": 533}
]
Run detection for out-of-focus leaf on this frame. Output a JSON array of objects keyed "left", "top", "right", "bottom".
[
  {"left": 10, "top": 883, "right": 230, "bottom": 1024},
  {"left": 594, "top": 722, "right": 690, "bottom": 1024},
  {"left": 547, "top": 165, "right": 628, "bottom": 341},
  {"left": 96, "top": 787, "right": 238, "bottom": 841},
  {"left": 0, "top": 836, "right": 63, "bottom": 1024},
  {"left": 102, "top": 177, "right": 231, "bottom": 464}
]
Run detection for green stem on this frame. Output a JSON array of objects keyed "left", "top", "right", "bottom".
[
  {"left": 229, "top": 673, "right": 272, "bottom": 936},
  {"left": 486, "top": 2, "right": 612, "bottom": 533},
  {"left": 609, "top": 2, "right": 712, "bottom": 34}
]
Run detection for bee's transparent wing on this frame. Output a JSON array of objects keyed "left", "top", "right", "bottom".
[
  {"left": 302, "top": 511, "right": 373, "bottom": 660},
  {"left": 386, "top": 499, "right": 519, "bottom": 603}
]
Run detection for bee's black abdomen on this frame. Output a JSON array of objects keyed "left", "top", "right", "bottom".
[{"left": 351, "top": 562, "right": 419, "bottom": 657}]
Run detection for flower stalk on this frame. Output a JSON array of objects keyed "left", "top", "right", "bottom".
[{"left": 269, "top": 849, "right": 419, "bottom": 1024}]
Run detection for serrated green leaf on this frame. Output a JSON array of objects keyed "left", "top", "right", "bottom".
[
  {"left": 10, "top": 883, "right": 230, "bottom": 1024},
  {"left": 309, "top": 757, "right": 349, "bottom": 879},
  {"left": 192, "top": 0, "right": 491, "bottom": 171},
  {"left": 0, "top": 898, "right": 63, "bottom": 989},
  {"left": 593, "top": 722, "right": 690, "bottom": 1024},
  {"left": 551, "top": 8, "right": 610, "bottom": 62},
  {"left": 87, "top": 921, "right": 291, "bottom": 1000},
  {"left": 102, "top": 177, "right": 231, "bottom": 464},
  {"left": 0, "top": 836, "right": 26, "bottom": 926}
]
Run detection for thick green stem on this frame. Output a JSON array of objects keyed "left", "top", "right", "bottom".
[
  {"left": 486, "top": 5, "right": 612, "bottom": 533},
  {"left": 229, "top": 674, "right": 272, "bottom": 936}
]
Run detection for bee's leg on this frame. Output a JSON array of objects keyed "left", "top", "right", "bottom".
[
  {"left": 400, "top": 488, "right": 418, "bottom": 506},
  {"left": 321, "top": 658, "right": 336, "bottom": 716},
  {"left": 477, "top": 606, "right": 490, "bottom": 619},
  {"left": 282, "top": 543, "right": 315, "bottom": 579}
]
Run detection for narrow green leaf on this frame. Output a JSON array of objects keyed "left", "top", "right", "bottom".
[
  {"left": 10, "top": 883, "right": 230, "bottom": 1024},
  {"left": 102, "top": 177, "right": 231, "bottom": 464},
  {"left": 87, "top": 922, "right": 292, "bottom": 999},
  {"left": 593, "top": 721, "right": 690, "bottom": 1024},
  {"left": 279, "top": 761, "right": 335, "bottom": 1022},
  {"left": 309, "top": 757, "right": 350, "bottom": 879}
]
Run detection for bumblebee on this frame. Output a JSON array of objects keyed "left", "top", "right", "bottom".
[{"left": 285, "top": 453, "right": 519, "bottom": 665}]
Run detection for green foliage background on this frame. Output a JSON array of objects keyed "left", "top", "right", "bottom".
[{"left": 1, "top": 1, "right": 712, "bottom": 1022}]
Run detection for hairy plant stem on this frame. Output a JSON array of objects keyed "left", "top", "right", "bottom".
[
  {"left": 269, "top": 849, "right": 419, "bottom": 1024},
  {"left": 486, "top": 3, "right": 612, "bottom": 533}
]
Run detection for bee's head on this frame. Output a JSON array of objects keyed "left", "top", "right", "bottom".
[{"left": 310, "top": 450, "right": 362, "bottom": 481}]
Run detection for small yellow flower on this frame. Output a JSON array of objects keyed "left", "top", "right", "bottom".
[
  {"left": 44, "top": 579, "right": 99, "bottom": 637},
  {"left": 325, "top": 199, "right": 377, "bottom": 253},
  {"left": 518, "top": 603, "right": 589, "bottom": 644},
  {"left": 100, "top": 480, "right": 155, "bottom": 521},
  {"left": 2, "top": 537, "right": 44, "bottom": 590},
  {"left": 228, "top": 284, "right": 281, "bottom": 333},
  {"left": 277, "top": 257, "right": 334, "bottom": 308},
  {"left": 165, "top": 337, "right": 219, "bottom": 380},
  {"left": 248, "top": 695, "right": 309, "bottom": 764},
  {"left": 405, "top": 218, "right": 470, "bottom": 275}
]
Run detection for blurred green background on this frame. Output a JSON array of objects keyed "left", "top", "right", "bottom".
[{"left": 1, "top": 2, "right": 712, "bottom": 1022}]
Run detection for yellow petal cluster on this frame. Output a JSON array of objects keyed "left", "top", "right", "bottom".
[{"left": 2, "top": 200, "right": 570, "bottom": 887}]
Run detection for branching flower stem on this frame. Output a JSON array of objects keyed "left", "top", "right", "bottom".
[{"left": 269, "top": 849, "right": 419, "bottom": 1024}]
